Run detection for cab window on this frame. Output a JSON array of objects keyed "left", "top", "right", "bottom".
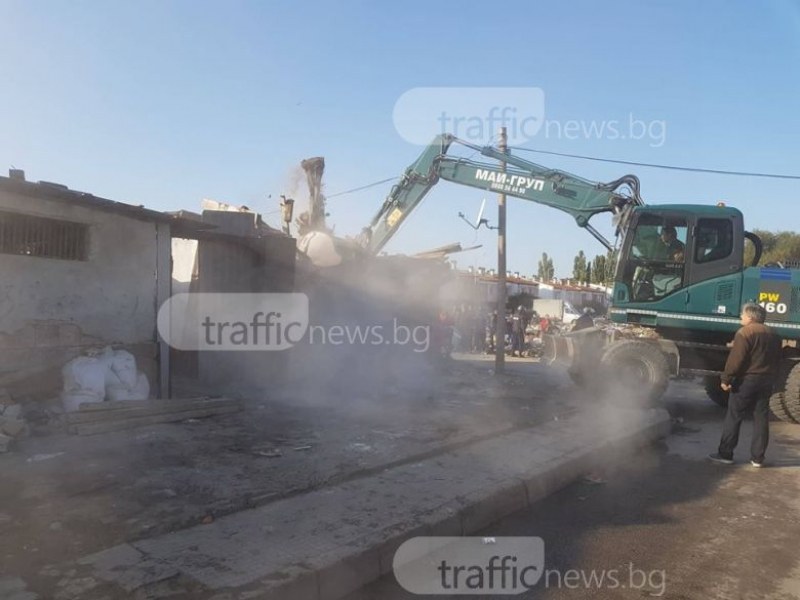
[
  {"left": 694, "top": 218, "right": 733, "bottom": 264},
  {"left": 622, "top": 214, "right": 688, "bottom": 302}
]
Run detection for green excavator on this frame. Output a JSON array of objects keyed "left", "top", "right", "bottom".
[{"left": 357, "top": 134, "right": 800, "bottom": 423}]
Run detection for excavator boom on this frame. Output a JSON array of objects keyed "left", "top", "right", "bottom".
[{"left": 359, "top": 134, "right": 644, "bottom": 253}]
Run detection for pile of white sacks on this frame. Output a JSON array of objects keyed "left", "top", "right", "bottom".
[{"left": 61, "top": 347, "right": 150, "bottom": 412}]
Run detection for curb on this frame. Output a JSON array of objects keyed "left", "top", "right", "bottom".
[
  {"left": 252, "top": 408, "right": 671, "bottom": 600},
  {"left": 72, "top": 407, "right": 672, "bottom": 600}
]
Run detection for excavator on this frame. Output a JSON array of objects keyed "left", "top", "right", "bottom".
[{"left": 355, "top": 134, "right": 800, "bottom": 423}]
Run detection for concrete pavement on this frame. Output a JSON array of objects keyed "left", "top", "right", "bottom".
[
  {"left": 350, "top": 382, "right": 800, "bottom": 599},
  {"left": 43, "top": 402, "right": 670, "bottom": 600}
]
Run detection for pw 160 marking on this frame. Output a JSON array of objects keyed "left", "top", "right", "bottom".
[
  {"left": 759, "top": 292, "right": 788, "bottom": 315},
  {"left": 474, "top": 169, "right": 545, "bottom": 194}
]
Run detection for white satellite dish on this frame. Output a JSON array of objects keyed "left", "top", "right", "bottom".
[
  {"left": 458, "top": 198, "right": 495, "bottom": 231},
  {"left": 475, "top": 198, "right": 486, "bottom": 228}
]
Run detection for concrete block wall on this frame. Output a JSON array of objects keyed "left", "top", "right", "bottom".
[{"left": 0, "top": 188, "right": 164, "bottom": 400}]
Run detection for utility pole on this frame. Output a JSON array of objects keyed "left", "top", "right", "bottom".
[{"left": 494, "top": 127, "right": 508, "bottom": 374}]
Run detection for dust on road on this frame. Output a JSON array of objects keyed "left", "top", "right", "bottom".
[{"left": 349, "top": 381, "right": 800, "bottom": 600}]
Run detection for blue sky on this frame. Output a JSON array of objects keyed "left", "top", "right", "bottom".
[{"left": 1, "top": 0, "right": 799, "bottom": 277}]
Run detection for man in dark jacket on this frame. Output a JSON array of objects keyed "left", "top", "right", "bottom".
[
  {"left": 709, "top": 302, "right": 782, "bottom": 467},
  {"left": 511, "top": 306, "right": 527, "bottom": 357}
]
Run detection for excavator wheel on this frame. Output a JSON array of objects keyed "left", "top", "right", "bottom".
[
  {"left": 769, "top": 392, "right": 798, "bottom": 424},
  {"left": 600, "top": 340, "right": 669, "bottom": 404},
  {"left": 703, "top": 375, "right": 729, "bottom": 408},
  {"left": 568, "top": 368, "right": 589, "bottom": 388},
  {"left": 772, "top": 360, "right": 800, "bottom": 424}
]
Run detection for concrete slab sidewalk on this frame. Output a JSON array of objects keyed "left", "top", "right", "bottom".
[{"left": 57, "top": 404, "right": 670, "bottom": 600}]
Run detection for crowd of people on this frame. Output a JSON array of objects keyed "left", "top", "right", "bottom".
[{"left": 432, "top": 303, "right": 584, "bottom": 360}]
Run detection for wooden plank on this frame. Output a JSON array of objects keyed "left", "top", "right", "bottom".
[
  {"left": 65, "top": 398, "right": 234, "bottom": 423},
  {"left": 78, "top": 396, "right": 212, "bottom": 412},
  {"left": 68, "top": 404, "right": 243, "bottom": 435},
  {"left": 67, "top": 398, "right": 242, "bottom": 425},
  {"left": 69, "top": 398, "right": 234, "bottom": 422}
]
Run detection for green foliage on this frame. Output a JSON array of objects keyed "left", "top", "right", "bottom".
[
  {"left": 604, "top": 249, "right": 618, "bottom": 283},
  {"left": 567, "top": 250, "right": 618, "bottom": 286},
  {"left": 572, "top": 250, "right": 587, "bottom": 283},
  {"left": 591, "top": 254, "right": 606, "bottom": 284},
  {"left": 745, "top": 230, "right": 800, "bottom": 266},
  {"left": 537, "top": 252, "right": 555, "bottom": 280}
]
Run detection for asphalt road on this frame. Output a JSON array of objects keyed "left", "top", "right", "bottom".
[{"left": 346, "top": 380, "right": 800, "bottom": 600}]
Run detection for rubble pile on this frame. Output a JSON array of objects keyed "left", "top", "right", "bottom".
[
  {"left": 592, "top": 318, "right": 661, "bottom": 340},
  {"left": 0, "top": 389, "right": 28, "bottom": 453}
]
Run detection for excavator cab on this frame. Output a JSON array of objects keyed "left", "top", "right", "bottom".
[{"left": 611, "top": 205, "right": 746, "bottom": 330}]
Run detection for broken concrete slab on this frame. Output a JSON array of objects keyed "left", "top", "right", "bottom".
[{"left": 77, "top": 543, "right": 179, "bottom": 593}]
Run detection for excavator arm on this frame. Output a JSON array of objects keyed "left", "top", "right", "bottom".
[{"left": 359, "top": 134, "right": 644, "bottom": 253}]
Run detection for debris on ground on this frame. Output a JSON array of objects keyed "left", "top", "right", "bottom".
[
  {"left": 582, "top": 474, "right": 607, "bottom": 485},
  {"left": 0, "top": 390, "right": 29, "bottom": 452},
  {"left": 64, "top": 396, "right": 243, "bottom": 435},
  {"left": 253, "top": 448, "right": 282, "bottom": 458},
  {"left": 26, "top": 452, "right": 65, "bottom": 463},
  {"left": 348, "top": 443, "right": 373, "bottom": 452},
  {"left": 593, "top": 319, "right": 661, "bottom": 340}
]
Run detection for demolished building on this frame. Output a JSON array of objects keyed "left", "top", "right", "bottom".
[{"left": 0, "top": 170, "right": 296, "bottom": 410}]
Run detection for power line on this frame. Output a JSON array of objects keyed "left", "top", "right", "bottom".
[
  {"left": 325, "top": 145, "right": 800, "bottom": 202},
  {"left": 508, "top": 146, "right": 800, "bottom": 180},
  {"left": 326, "top": 139, "right": 498, "bottom": 199},
  {"left": 327, "top": 176, "right": 398, "bottom": 198}
]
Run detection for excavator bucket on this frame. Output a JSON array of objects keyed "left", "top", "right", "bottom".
[
  {"left": 542, "top": 328, "right": 607, "bottom": 376},
  {"left": 541, "top": 333, "right": 576, "bottom": 367}
]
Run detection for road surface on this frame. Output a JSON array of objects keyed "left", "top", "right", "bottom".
[{"left": 347, "top": 381, "right": 800, "bottom": 599}]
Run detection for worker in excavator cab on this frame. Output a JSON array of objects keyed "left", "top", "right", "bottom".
[{"left": 657, "top": 225, "right": 685, "bottom": 262}]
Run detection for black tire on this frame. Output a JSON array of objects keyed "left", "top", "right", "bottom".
[
  {"left": 566, "top": 330, "right": 605, "bottom": 390},
  {"left": 777, "top": 361, "right": 800, "bottom": 423},
  {"left": 703, "top": 375, "right": 730, "bottom": 408},
  {"left": 568, "top": 368, "right": 589, "bottom": 388},
  {"left": 769, "top": 392, "right": 798, "bottom": 424},
  {"left": 600, "top": 340, "right": 669, "bottom": 403}
]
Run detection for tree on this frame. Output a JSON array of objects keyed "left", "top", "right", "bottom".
[
  {"left": 591, "top": 254, "right": 606, "bottom": 284},
  {"left": 572, "top": 250, "right": 587, "bottom": 283},
  {"left": 744, "top": 230, "right": 800, "bottom": 266},
  {"left": 604, "top": 249, "right": 617, "bottom": 284},
  {"left": 537, "top": 252, "right": 554, "bottom": 280}
]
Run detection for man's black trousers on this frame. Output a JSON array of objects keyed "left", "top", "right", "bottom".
[{"left": 718, "top": 373, "right": 774, "bottom": 463}]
